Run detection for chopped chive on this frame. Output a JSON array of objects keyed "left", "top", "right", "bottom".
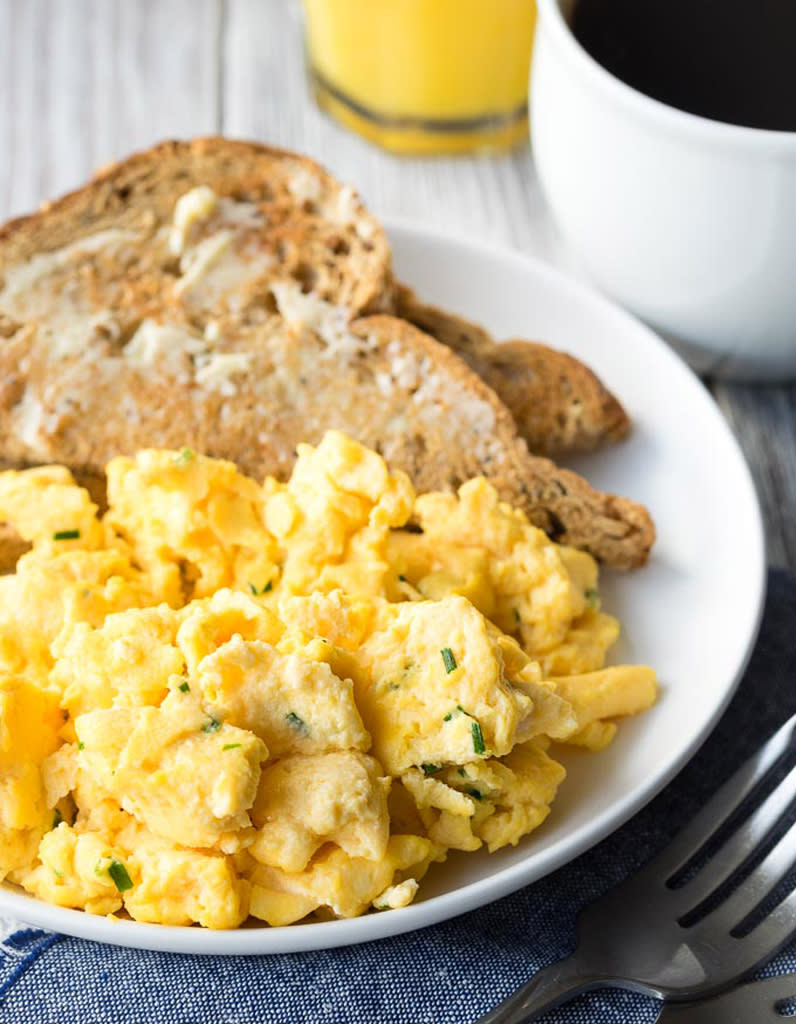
[
  {"left": 467, "top": 787, "right": 483, "bottom": 801},
  {"left": 52, "top": 808, "right": 63, "bottom": 829},
  {"left": 398, "top": 574, "right": 408, "bottom": 582},
  {"left": 174, "top": 448, "right": 195, "bottom": 464},
  {"left": 443, "top": 711, "right": 453, "bottom": 722},
  {"left": 78, "top": 742, "right": 85, "bottom": 751},
  {"left": 441, "top": 648, "right": 457, "bottom": 674},
  {"left": 53, "top": 529, "right": 80, "bottom": 541},
  {"left": 585, "top": 588, "right": 599, "bottom": 607},
  {"left": 108, "top": 860, "right": 133, "bottom": 892},
  {"left": 458, "top": 767, "right": 467, "bottom": 777},
  {"left": 421, "top": 763, "right": 441, "bottom": 776},
  {"left": 222, "top": 743, "right": 241, "bottom": 751},
  {"left": 248, "top": 580, "right": 273, "bottom": 596},
  {"left": 285, "top": 711, "right": 308, "bottom": 735},
  {"left": 202, "top": 717, "right": 221, "bottom": 733},
  {"left": 178, "top": 681, "right": 190, "bottom": 693},
  {"left": 471, "top": 720, "right": 486, "bottom": 756}
]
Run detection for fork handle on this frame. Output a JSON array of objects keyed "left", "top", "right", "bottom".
[{"left": 476, "top": 956, "right": 608, "bottom": 1024}]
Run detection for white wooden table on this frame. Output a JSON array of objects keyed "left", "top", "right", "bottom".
[{"left": 2, "top": 0, "right": 794, "bottom": 566}]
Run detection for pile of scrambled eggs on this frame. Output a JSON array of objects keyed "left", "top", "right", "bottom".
[{"left": 0, "top": 431, "right": 656, "bottom": 928}]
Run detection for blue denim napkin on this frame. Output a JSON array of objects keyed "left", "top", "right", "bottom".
[{"left": 2, "top": 569, "right": 796, "bottom": 1024}]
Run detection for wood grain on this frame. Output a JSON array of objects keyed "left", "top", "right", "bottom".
[
  {"left": 0, "top": 0, "right": 222, "bottom": 215},
  {"left": 0, "top": 0, "right": 793, "bottom": 567}
]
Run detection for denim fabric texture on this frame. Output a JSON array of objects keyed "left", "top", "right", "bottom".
[{"left": 2, "top": 570, "right": 796, "bottom": 1024}]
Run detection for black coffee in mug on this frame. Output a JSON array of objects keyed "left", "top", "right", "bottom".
[{"left": 570, "top": 0, "right": 796, "bottom": 132}]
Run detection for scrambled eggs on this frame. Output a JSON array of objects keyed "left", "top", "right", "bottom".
[{"left": 0, "top": 432, "right": 656, "bottom": 928}]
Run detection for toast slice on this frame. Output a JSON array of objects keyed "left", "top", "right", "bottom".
[
  {"left": 0, "top": 139, "right": 653, "bottom": 568},
  {"left": 394, "top": 284, "right": 630, "bottom": 457},
  {"left": 0, "top": 137, "right": 393, "bottom": 329},
  {"left": 0, "top": 287, "right": 653, "bottom": 567}
]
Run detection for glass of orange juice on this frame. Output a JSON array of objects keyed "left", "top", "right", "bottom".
[{"left": 301, "top": 0, "right": 536, "bottom": 154}]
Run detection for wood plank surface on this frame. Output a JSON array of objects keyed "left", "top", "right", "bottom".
[
  {"left": 0, "top": 0, "right": 793, "bottom": 568},
  {"left": 0, "top": 0, "right": 222, "bottom": 214}
]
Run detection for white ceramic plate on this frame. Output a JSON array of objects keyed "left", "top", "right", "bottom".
[{"left": 0, "top": 221, "right": 765, "bottom": 954}]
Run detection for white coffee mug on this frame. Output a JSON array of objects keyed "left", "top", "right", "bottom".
[{"left": 531, "top": 0, "right": 796, "bottom": 379}]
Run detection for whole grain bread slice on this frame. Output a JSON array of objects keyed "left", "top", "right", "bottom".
[
  {"left": 0, "top": 138, "right": 653, "bottom": 569},
  {"left": 394, "top": 284, "right": 630, "bottom": 457},
  {"left": 0, "top": 286, "right": 653, "bottom": 567},
  {"left": 0, "top": 137, "right": 393, "bottom": 327}
]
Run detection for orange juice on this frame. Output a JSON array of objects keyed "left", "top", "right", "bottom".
[{"left": 302, "top": 0, "right": 536, "bottom": 154}]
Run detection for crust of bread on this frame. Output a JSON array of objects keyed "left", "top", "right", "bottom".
[
  {"left": 0, "top": 306, "right": 653, "bottom": 569},
  {"left": 394, "top": 283, "right": 630, "bottom": 456},
  {"left": 0, "top": 140, "right": 653, "bottom": 570},
  {"left": 0, "top": 137, "right": 392, "bottom": 317}
]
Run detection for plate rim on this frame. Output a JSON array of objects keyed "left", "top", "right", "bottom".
[{"left": 0, "top": 217, "right": 766, "bottom": 954}]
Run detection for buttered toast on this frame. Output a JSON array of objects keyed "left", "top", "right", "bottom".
[
  {"left": 394, "top": 284, "right": 631, "bottom": 457},
  {"left": 0, "top": 138, "right": 654, "bottom": 568}
]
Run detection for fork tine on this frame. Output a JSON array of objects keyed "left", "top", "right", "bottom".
[
  {"left": 671, "top": 760, "right": 796, "bottom": 909},
  {"left": 695, "top": 816, "right": 796, "bottom": 932},
  {"left": 734, "top": 886, "right": 796, "bottom": 965},
  {"left": 640, "top": 712, "right": 796, "bottom": 883}
]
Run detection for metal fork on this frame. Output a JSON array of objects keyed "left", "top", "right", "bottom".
[
  {"left": 658, "top": 973, "right": 796, "bottom": 1022},
  {"left": 478, "top": 711, "right": 796, "bottom": 1024}
]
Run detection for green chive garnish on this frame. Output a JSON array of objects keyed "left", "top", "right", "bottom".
[
  {"left": 54, "top": 529, "right": 80, "bottom": 541},
  {"left": 78, "top": 741, "right": 85, "bottom": 750},
  {"left": 585, "top": 588, "right": 599, "bottom": 607},
  {"left": 285, "top": 711, "right": 308, "bottom": 735},
  {"left": 421, "top": 763, "right": 441, "bottom": 776},
  {"left": 398, "top": 574, "right": 408, "bottom": 582},
  {"left": 248, "top": 581, "right": 273, "bottom": 596},
  {"left": 202, "top": 718, "right": 221, "bottom": 733},
  {"left": 175, "top": 448, "right": 195, "bottom": 464},
  {"left": 441, "top": 648, "right": 457, "bottom": 674},
  {"left": 108, "top": 860, "right": 133, "bottom": 892},
  {"left": 467, "top": 787, "right": 483, "bottom": 801},
  {"left": 222, "top": 743, "right": 241, "bottom": 751},
  {"left": 178, "top": 681, "right": 190, "bottom": 693},
  {"left": 471, "top": 720, "right": 486, "bottom": 756}
]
